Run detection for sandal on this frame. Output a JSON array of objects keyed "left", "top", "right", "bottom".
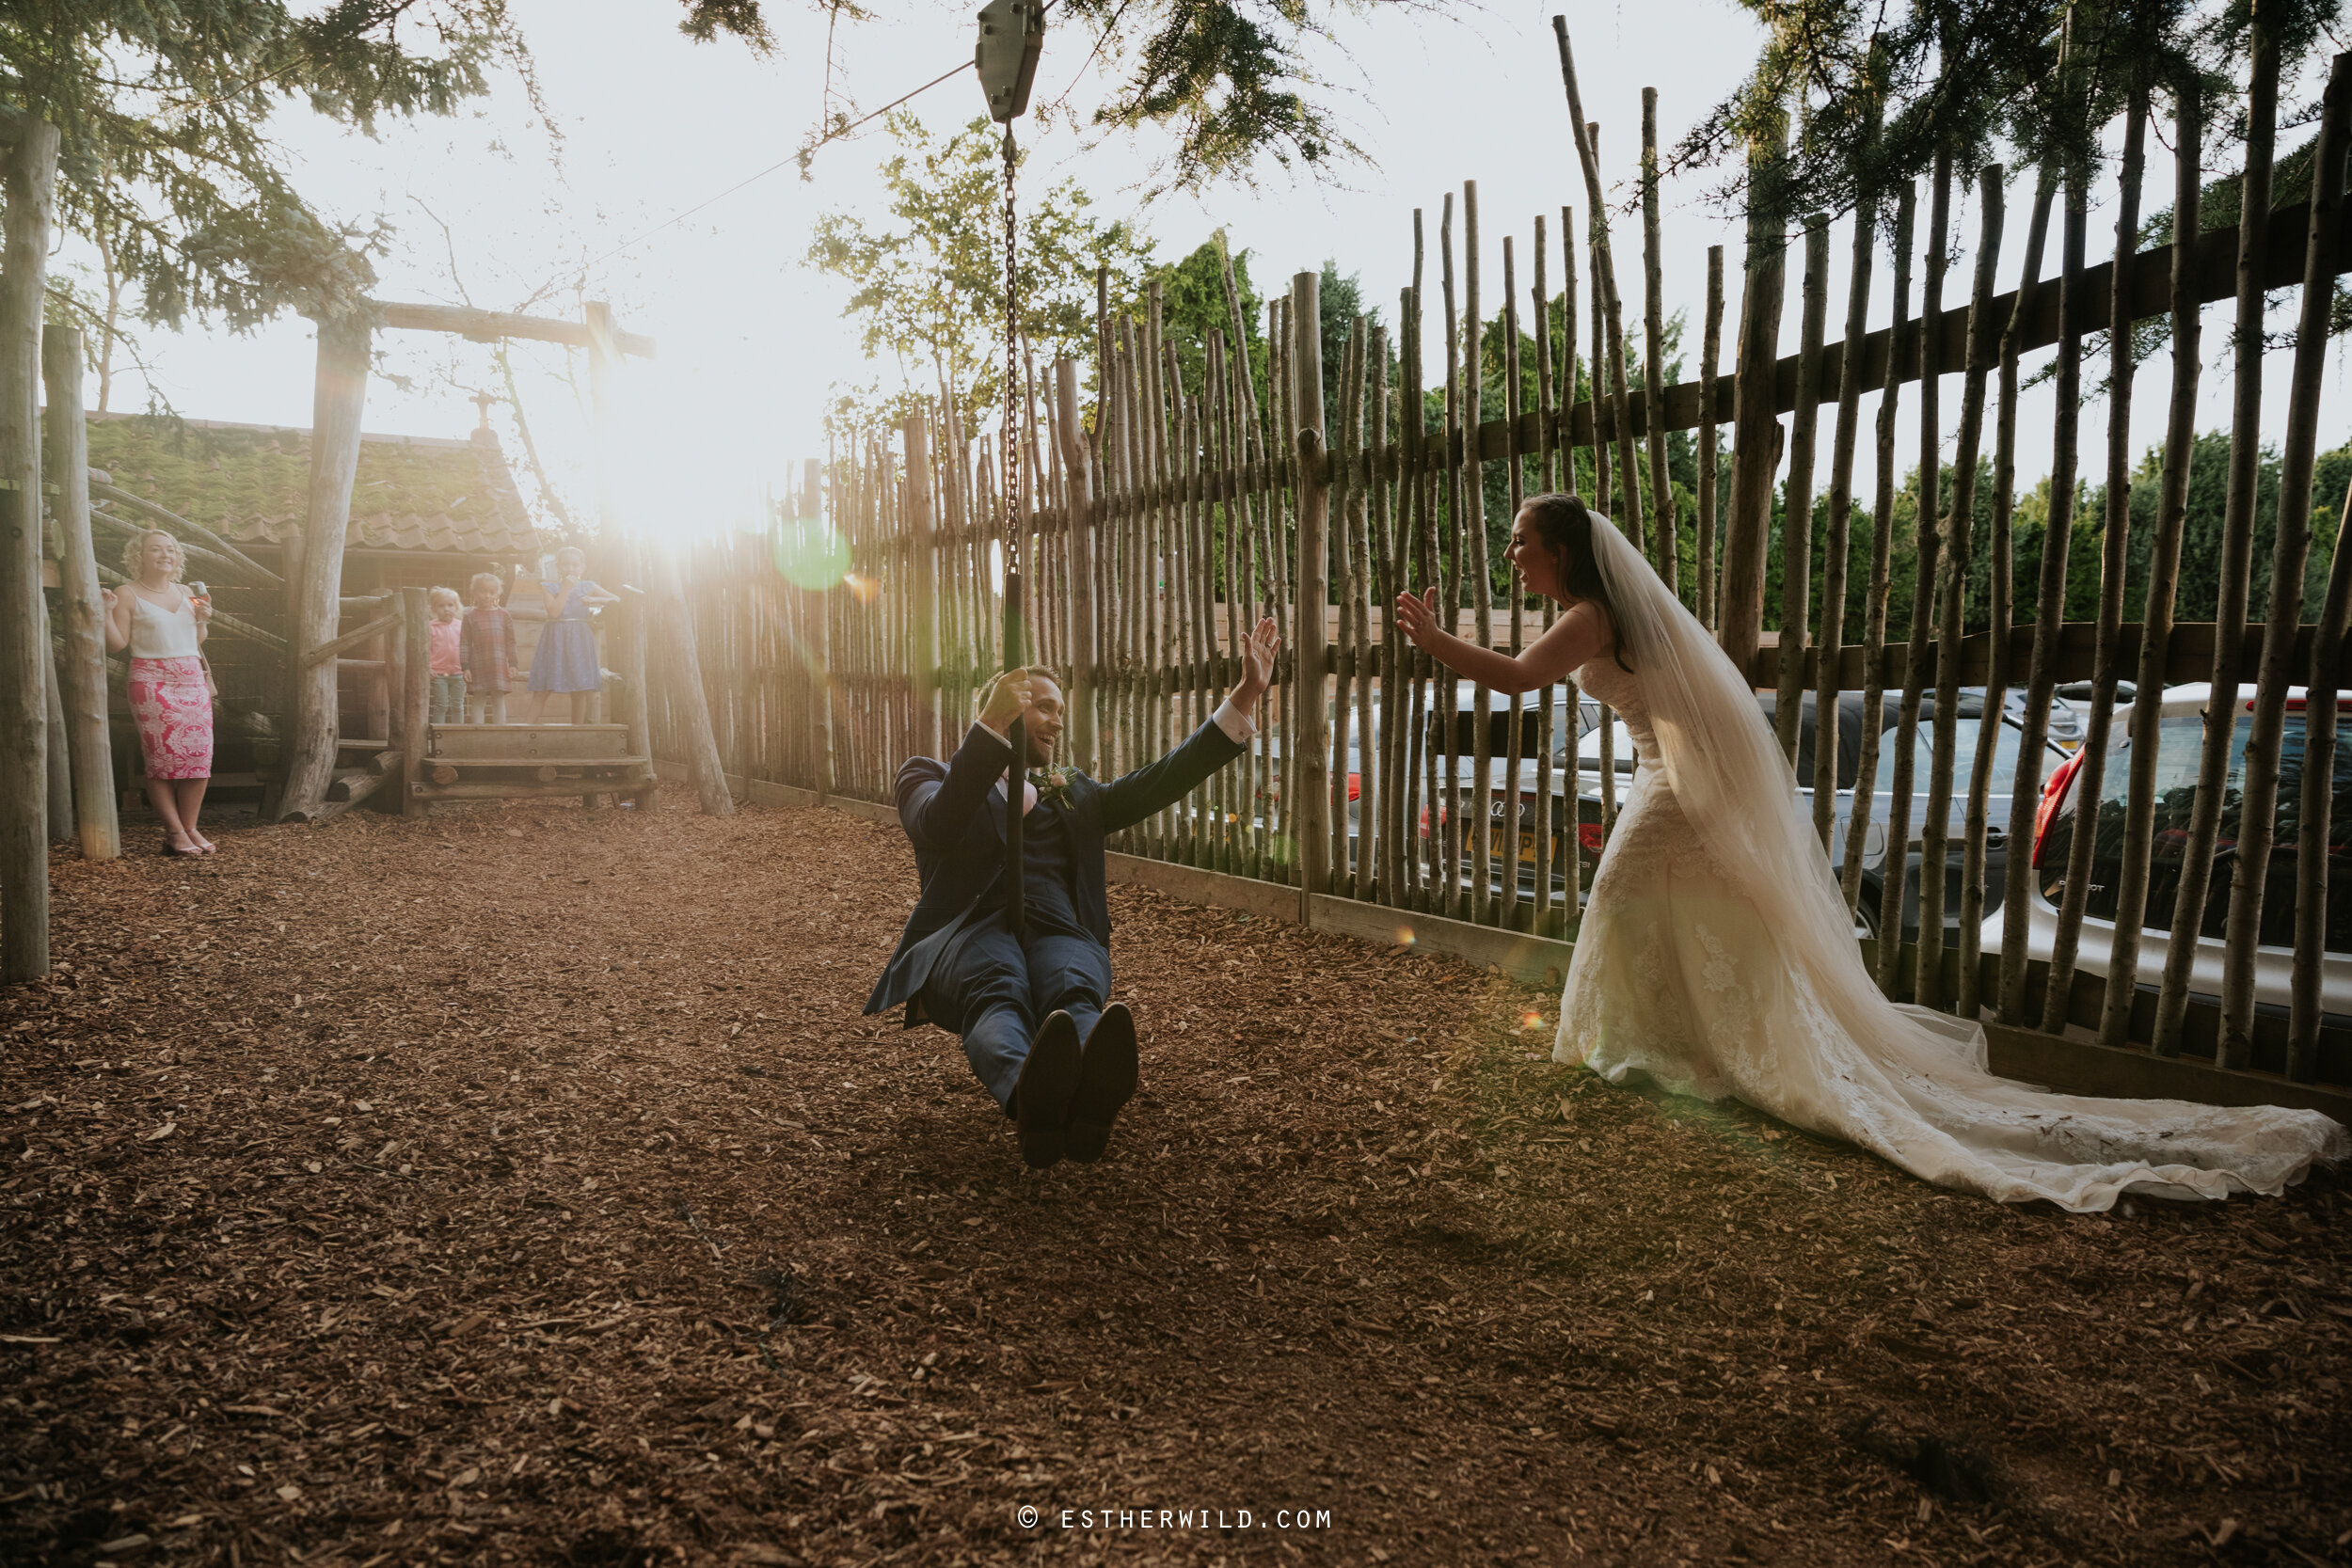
[{"left": 162, "top": 833, "right": 198, "bottom": 857}]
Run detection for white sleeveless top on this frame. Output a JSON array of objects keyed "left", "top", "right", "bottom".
[{"left": 128, "top": 591, "right": 201, "bottom": 659}]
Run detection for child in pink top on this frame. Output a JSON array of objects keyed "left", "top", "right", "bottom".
[{"left": 427, "top": 587, "right": 465, "bottom": 723}]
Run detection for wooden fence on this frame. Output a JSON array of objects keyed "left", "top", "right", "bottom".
[{"left": 656, "top": 32, "right": 2352, "bottom": 1094}]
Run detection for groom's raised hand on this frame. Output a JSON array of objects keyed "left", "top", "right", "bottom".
[{"left": 1230, "top": 617, "right": 1281, "bottom": 714}]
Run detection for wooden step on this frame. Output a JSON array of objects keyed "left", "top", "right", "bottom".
[
  {"left": 336, "top": 736, "right": 389, "bottom": 752},
  {"left": 409, "top": 779, "right": 656, "bottom": 802},
  {"left": 429, "top": 723, "right": 629, "bottom": 762},
  {"left": 431, "top": 754, "right": 647, "bottom": 770}
]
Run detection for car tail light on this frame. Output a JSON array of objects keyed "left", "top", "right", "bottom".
[
  {"left": 2031, "top": 751, "right": 2086, "bottom": 868},
  {"left": 1578, "top": 824, "right": 1604, "bottom": 858},
  {"left": 1346, "top": 771, "right": 1361, "bottom": 802}
]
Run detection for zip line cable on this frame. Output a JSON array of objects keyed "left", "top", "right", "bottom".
[{"left": 562, "top": 55, "right": 975, "bottom": 284}]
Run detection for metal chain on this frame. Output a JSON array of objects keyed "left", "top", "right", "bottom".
[{"left": 1000, "top": 124, "right": 1021, "bottom": 585}]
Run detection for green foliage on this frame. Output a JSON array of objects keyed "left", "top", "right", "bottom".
[
  {"left": 1758, "top": 432, "right": 2352, "bottom": 646},
  {"left": 1673, "top": 0, "right": 2344, "bottom": 230},
  {"left": 682, "top": 0, "right": 1406, "bottom": 191},
  {"left": 1150, "top": 231, "right": 1267, "bottom": 404},
  {"left": 4, "top": 1, "right": 519, "bottom": 332},
  {"left": 805, "top": 112, "right": 1153, "bottom": 436}
]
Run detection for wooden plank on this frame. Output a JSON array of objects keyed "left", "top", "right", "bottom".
[
  {"left": 375, "top": 300, "right": 656, "bottom": 359},
  {"left": 303, "top": 610, "right": 401, "bottom": 668}
]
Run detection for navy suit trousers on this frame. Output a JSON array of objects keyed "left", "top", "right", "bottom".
[{"left": 918, "top": 912, "right": 1113, "bottom": 1112}]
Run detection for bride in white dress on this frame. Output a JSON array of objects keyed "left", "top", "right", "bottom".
[{"left": 1394, "top": 493, "right": 2344, "bottom": 1212}]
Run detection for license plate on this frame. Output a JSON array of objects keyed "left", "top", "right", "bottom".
[{"left": 1518, "top": 831, "right": 1540, "bottom": 865}]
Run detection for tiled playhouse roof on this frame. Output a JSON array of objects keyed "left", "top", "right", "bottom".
[{"left": 85, "top": 414, "right": 540, "bottom": 556}]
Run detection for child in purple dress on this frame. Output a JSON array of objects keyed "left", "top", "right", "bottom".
[{"left": 524, "top": 547, "right": 615, "bottom": 723}]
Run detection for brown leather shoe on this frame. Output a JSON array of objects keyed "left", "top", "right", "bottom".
[
  {"left": 1067, "top": 1004, "right": 1139, "bottom": 1164},
  {"left": 1011, "top": 1011, "right": 1082, "bottom": 1169}
]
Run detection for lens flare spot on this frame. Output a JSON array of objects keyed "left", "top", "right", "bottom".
[
  {"left": 1394, "top": 926, "right": 1416, "bottom": 947},
  {"left": 842, "top": 571, "right": 883, "bottom": 605},
  {"left": 1519, "top": 1011, "right": 1545, "bottom": 1032},
  {"left": 771, "top": 516, "right": 851, "bottom": 590}
]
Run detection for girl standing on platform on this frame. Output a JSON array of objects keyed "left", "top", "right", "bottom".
[
  {"left": 461, "top": 571, "right": 516, "bottom": 724},
  {"left": 101, "top": 529, "right": 215, "bottom": 856},
  {"left": 427, "top": 587, "right": 465, "bottom": 724},
  {"left": 524, "top": 546, "right": 615, "bottom": 723}
]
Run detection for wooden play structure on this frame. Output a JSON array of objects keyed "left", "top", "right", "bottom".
[{"left": 1, "top": 284, "right": 732, "bottom": 981}]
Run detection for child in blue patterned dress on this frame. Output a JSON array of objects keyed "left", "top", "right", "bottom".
[{"left": 524, "top": 546, "right": 616, "bottom": 723}]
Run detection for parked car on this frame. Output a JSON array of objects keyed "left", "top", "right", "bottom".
[
  {"left": 1496, "top": 689, "right": 2067, "bottom": 937},
  {"left": 1990, "top": 682, "right": 2352, "bottom": 1017}
]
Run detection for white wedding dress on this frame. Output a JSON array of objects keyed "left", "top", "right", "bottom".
[{"left": 1552, "top": 516, "right": 2345, "bottom": 1212}]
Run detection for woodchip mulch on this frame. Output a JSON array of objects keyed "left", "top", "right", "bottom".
[{"left": 1, "top": 784, "right": 2345, "bottom": 1568}]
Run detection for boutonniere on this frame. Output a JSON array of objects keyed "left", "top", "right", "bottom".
[{"left": 1026, "top": 766, "right": 1079, "bottom": 807}]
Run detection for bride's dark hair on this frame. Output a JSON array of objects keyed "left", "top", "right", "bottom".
[{"left": 1519, "top": 491, "right": 1631, "bottom": 673}]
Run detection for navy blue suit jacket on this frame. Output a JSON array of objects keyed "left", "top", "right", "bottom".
[{"left": 864, "top": 715, "right": 1248, "bottom": 1024}]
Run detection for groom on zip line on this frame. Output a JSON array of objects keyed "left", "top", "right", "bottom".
[{"left": 866, "top": 618, "right": 1283, "bottom": 1169}]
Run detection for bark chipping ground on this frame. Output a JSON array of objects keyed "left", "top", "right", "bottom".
[{"left": 0, "top": 787, "right": 2344, "bottom": 1566}]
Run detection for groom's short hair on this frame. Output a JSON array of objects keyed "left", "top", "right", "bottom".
[{"left": 975, "top": 665, "right": 1063, "bottom": 718}]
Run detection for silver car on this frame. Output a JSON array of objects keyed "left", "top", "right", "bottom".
[{"left": 1988, "top": 682, "right": 2352, "bottom": 1016}]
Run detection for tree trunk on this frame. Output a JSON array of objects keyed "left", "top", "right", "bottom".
[
  {"left": 42, "top": 325, "right": 118, "bottom": 860},
  {"left": 278, "top": 312, "right": 372, "bottom": 821},
  {"left": 0, "top": 116, "right": 58, "bottom": 983}
]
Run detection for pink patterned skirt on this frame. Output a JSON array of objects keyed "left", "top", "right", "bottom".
[{"left": 128, "top": 657, "right": 214, "bottom": 780}]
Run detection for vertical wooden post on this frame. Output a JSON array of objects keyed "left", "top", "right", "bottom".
[
  {"left": 278, "top": 310, "right": 371, "bottom": 822},
  {"left": 1813, "top": 198, "right": 1876, "bottom": 851},
  {"left": 1879, "top": 148, "right": 1954, "bottom": 993},
  {"left": 1720, "top": 90, "right": 1789, "bottom": 674},
  {"left": 587, "top": 300, "right": 731, "bottom": 816},
  {"left": 1641, "top": 87, "right": 1675, "bottom": 596},
  {"left": 2043, "top": 94, "right": 2150, "bottom": 1032},
  {"left": 1293, "top": 270, "right": 1330, "bottom": 911},
  {"left": 1922, "top": 166, "right": 2007, "bottom": 1013},
  {"left": 1963, "top": 166, "right": 2056, "bottom": 1020},
  {"left": 2153, "top": 20, "right": 2278, "bottom": 1055},
  {"left": 612, "top": 586, "right": 652, "bottom": 801},
  {"left": 2219, "top": 48, "right": 2348, "bottom": 1064},
  {"left": 2294, "top": 484, "right": 2352, "bottom": 1077},
  {"left": 906, "top": 410, "right": 939, "bottom": 761},
  {"left": 1465, "top": 182, "right": 1492, "bottom": 927},
  {"left": 42, "top": 627, "right": 68, "bottom": 841},
  {"left": 1839, "top": 181, "right": 1915, "bottom": 915},
  {"left": 399, "top": 587, "right": 429, "bottom": 817},
  {"left": 1550, "top": 23, "right": 1645, "bottom": 559},
  {"left": 810, "top": 451, "right": 834, "bottom": 802},
  {"left": 1697, "top": 246, "right": 1724, "bottom": 631},
  {"left": 41, "top": 325, "right": 117, "bottom": 860},
  {"left": 0, "top": 116, "right": 58, "bottom": 980},
  {"left": 1773, "top": 218, "right": 1830, "bottom": 765},
  {"left": 1999, "top": 160, "right": 2092, "bottom": 1023},
  {"left": 2098, "top": 95, "right": 2197, "bottom": 1051}
]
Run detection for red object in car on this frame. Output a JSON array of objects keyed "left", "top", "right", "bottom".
[
  {"left": 1579, "top": 823, "right": 1605, "bottom": 857},
  {"left": 1347, "top": 771, "right": 1361, "bottom": 802},
  {"left": 2031, "top": 751, "right": 2087, "bottom": 868}
]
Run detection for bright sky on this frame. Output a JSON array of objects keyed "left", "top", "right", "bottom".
[{"left": 77, "top": 0, "right": 2352, "bottom": 554}]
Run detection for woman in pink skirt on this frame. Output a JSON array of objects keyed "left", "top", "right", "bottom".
[{"left": 103, "top": 530, "right": 215, "bottom": 855}]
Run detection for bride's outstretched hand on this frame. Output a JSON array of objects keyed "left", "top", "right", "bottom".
[{"left": 1393, "top": 586, "right": 1444, "bottom": 652}]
